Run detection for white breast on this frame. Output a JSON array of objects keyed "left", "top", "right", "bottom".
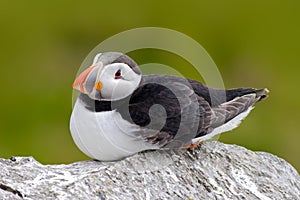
[{"left": 70, "top": 98, "right": 156, "bottom": 161}]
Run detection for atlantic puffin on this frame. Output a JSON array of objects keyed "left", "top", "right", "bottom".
[{"left": 70, "top": 52, "right": 268, "bottom": 161}]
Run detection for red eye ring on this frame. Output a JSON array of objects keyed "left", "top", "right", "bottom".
[{"left": 115, "top": 69, "right": 122, "bottom": 79}]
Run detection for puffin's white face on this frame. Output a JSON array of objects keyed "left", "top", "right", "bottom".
[
  {"left": 72, "top": 53, "right": 142, "bottom": 101},
  {"left": 94, "top": 62, "right": 142, "bottom": 100}
]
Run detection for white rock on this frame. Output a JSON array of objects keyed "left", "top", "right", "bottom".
[{"left": 0, "top": 141, "right": 299, "bottom": 200}]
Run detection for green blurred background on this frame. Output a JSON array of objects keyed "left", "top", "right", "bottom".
[{"left": 0, "top": 1, "right": 299, "bottom": 171}]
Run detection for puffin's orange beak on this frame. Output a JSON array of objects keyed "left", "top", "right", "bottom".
[
  {"left": 72, "top": 63, "right": 103, "bottom": 93},
  {"left": 72, "top": 65, "right": 97, "bottom": 93}
]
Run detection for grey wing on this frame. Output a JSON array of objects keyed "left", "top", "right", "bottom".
[
  {"left": 210, "top": 94, "right": 257, "bottom": 128},
  {"left": 194, "top": 93, "right": 261, "bottom": 142},
  {"left": 209, "top": 88, "right": 268, "bottom": 130},
  {"left": 125, "top": 74, "right": 267, "bottom": 147},
  {"left": 127, "top": 76, "right": 206, "bottom": 148}
]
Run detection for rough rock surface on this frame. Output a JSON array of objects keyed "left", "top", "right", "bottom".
[{"left": 0, "top": 141, "right": 299, "bottom": 200}]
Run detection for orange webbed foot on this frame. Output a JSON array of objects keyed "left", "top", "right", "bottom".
[{"left": 179, "top": 140, "right": 201, "bottom": 150}]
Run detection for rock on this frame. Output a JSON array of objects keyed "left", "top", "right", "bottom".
[{"left": 0, "top": 141, "right": 299, "bottom": 200}]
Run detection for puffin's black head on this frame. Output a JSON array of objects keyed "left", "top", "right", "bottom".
[{"left": 73, "top": 52, "right": 142, "bottom": 101}]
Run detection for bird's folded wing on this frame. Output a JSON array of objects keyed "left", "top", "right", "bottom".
[
  {"left": 125, "top": 79, "right": 203, "bottom": 147},
  {"left": 210, "top": 94, "right": 257, "bottom": 128}
]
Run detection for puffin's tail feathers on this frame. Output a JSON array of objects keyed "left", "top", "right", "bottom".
[{"left": 254, "top": 88, "right": 269, "bottom": 102}]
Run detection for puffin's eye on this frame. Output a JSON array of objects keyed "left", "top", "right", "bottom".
[{"left": 114, "top": 69, "right": 122, "bottom": 79}]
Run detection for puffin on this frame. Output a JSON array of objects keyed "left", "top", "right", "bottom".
[{"left": 70, "top": 52, "right": 269, "bottom": 161}]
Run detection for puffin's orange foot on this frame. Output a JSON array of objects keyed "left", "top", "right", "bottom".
[{"left": 179, "top": 140, "right": 201, "bottom": 150}]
